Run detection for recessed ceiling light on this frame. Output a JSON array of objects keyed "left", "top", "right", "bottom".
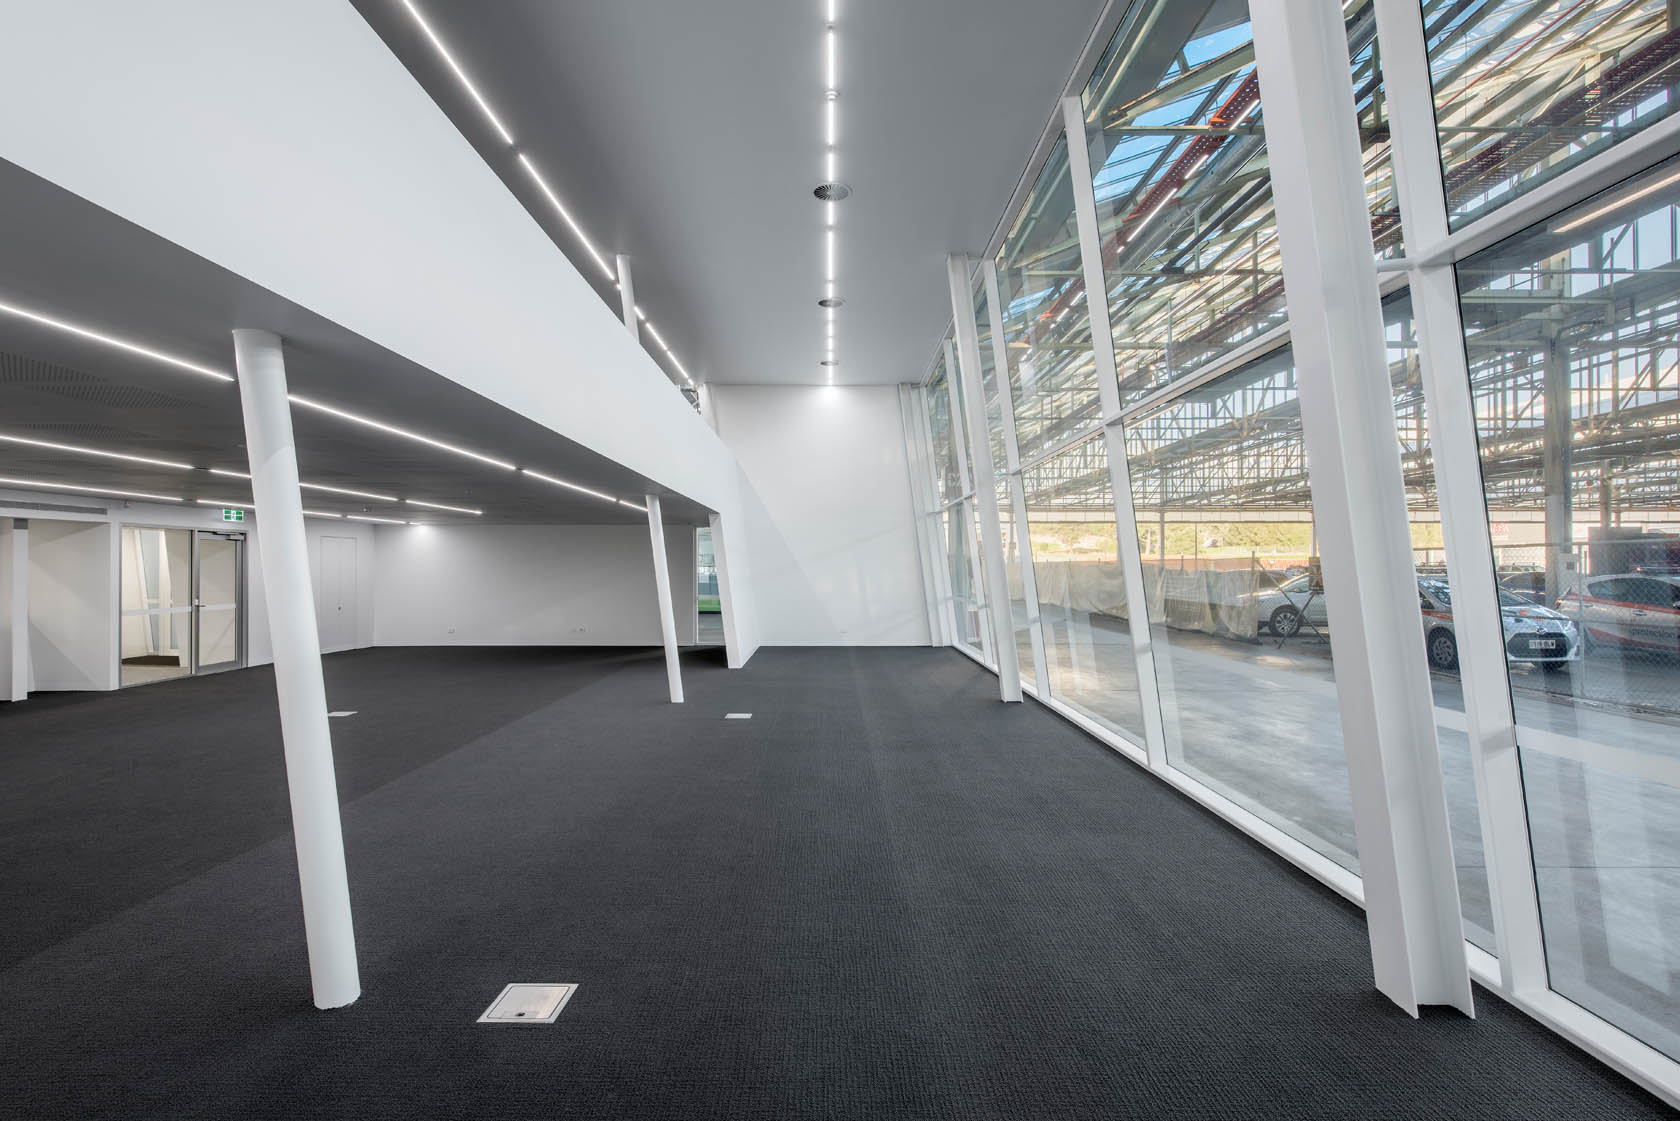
[
  {"left": 0, "top": 476, "right": 183, "bottom": 503},
  {"left": 0, "top": 433, "right": 194, "bottom": 470},
  {"left": 404, "top": 498, "right": 483, "bottom": 515},
  {"left": 347, "top": 514, "right": 410, "bottom": 526},
  {"left": 0, "top": 298, "right": 233, "bottom": 382},
  {"left": 813, "top": 182, "right": 851, "bottom": 202},
  {"left": 196, "top": 499, "right": 255, "bottom": 510},
  {"left": 287, "top": 394, "right": 516, "bottom": 471},
  {"left": 303, "top": 510, "right": 344, "bottom": 519},
  {"left": 520, "top": 467, "right": 618, "bottom": 505}
]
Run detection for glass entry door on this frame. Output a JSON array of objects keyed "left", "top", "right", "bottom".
[
  {"left": 119, "top": 527, "right": 246, "bottom": 686},
  {"left": 193, "top": 532, "right": 245, "bottom": 674}
]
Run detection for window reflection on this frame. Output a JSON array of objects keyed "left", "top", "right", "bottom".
[
  {"left": 1023, "top": 437, "right": 1146, "bottom": 742},
  {"left": 1425, "top": 0, "right": 1680, "bottom": 227},
  {"left": 1458, "top": 157, "right": 1680, "bottom": 1056}
]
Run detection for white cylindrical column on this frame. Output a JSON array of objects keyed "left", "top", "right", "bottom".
[
  {"left": 232, "top": 328, "right": 360, "bottom": 1010},
  {"left": 616, "top": 254, "right": 640, "bottom": 343},
  {"left": 645, "top": 494, "right": 684, "bottom": 703}
]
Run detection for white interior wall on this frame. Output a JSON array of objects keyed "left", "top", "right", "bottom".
[
  {"left": 25, "top": 520, "right": 115, "bottom": 691},
  {"left": 710, "top": 385, "right": 930, "bottom": 646},
  {"left": 0, "top": 0, "right": 758, "bottom": 666},
  {"left": 372, "top": 523, "right": 699, "bottom": 647},
  {"left": 0, "top": 489, "right": 377, "bottom": 693}
]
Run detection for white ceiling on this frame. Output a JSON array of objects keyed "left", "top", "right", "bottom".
[{"left": 353, "top": 0, "right": 1110, "bottom": 386}]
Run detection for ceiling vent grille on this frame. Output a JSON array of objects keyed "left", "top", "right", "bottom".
[{"left": 813, "top": 182, "right": 851, "bottom": 201}]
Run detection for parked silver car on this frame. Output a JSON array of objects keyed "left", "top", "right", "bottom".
[
  {"left": 1556, "top": 573, "right": 1680, "bottom": 657},
  {"left": 1253, "top": 574, "right": 1581, "bottom": 672}
]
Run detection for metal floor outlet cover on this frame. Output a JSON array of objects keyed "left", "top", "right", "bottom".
[
  {"left": 725, "top": 713, "right": 752, "bottom": 720},
  {"left": 477, "top": 983, "right": 577, "bottom": 1024}
]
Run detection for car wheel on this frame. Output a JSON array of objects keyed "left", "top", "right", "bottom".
[
  {"left": 1269, "top": 605, "right": 1301, "bottom": 638},
  {"left": 1427, "top": 628, "right": 1459, "bottom": 671}
]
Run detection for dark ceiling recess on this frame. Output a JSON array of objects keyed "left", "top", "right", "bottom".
[
  {"left": 817, "top": 297, "right": 845, "bottom": 308},
  {"left": 812, "top": 182, "right": 851, "bottom": 201}
]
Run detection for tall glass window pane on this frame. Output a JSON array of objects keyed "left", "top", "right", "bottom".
[
  {"left": 926, "top": 352, "right": 967, "bottom": 505},
  {"left": 1077, "top": 2, "right": 1400, "bottom": 405},
  {"left": 970, "top": 274, "right": 1010, "bottom": 472},
  {"left": 1080, "top": 6, "right": 1284, "bottom": 406},
  {"left": 1458, "top": 158, "right": 1680, "bottom": 1056},
  {"left": 1425, "top": 0, "right": 1680, "bottom": 228},
  {"left": 994, "top": 135, "right": 1103, "bottom": 460},
  {"left": 1124, "top": 347, "right": 1359, "bottom": 871},
  {"left": 943, "top": 504, "right": 983, "bottom": 653},
  {"left": 992, "top": 479, "right": 1035, "bottom": 688},
  {"left": 1024, "top": 437, "right": 1146, "bottom": 743}
]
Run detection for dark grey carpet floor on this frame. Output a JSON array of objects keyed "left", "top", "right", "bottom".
[{"left": 0, "top": 646, "right": 1671, "bottom": 1119}]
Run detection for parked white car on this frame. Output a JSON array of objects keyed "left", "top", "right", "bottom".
[
  {"left": 1556, "top": 574, "right": 1680, "bottom": 657},
  {"left": 1252, "top": 574, "right": 1580, "bottom": 672}
]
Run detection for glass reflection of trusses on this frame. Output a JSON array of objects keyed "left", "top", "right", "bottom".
[
  {"left": 1077, "top": 0, "right": 1397, "bottom": 409},
  {"left": 1460, "top": 199, "right": 1680, "bottom": 512},
  {"left": 1424, "top": 0, "right": 1680, "bottom": 224}
]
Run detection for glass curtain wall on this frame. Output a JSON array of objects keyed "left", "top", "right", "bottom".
[
  {"left": 905, "top": 0, "right": 1680, "bottom": 1087},
  {"left": 1457, "top": 158, "right": 1680, "bottom": 1058}
]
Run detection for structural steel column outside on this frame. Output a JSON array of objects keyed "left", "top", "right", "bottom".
[
  {"left": 616, "top": 253, "right": 639, "bottom": 342},
  {"left": 645, "top": 494, "right": 684, "bottom": 703},
  {"left": 1250, "top": 0, "right": 1472, "bottom": 1015},
  {"left": 231, "top": 328, "right": 359, "bottom": 1010},
  {"left": 947, "top": 253, "right": 1022, "bottom": 702},
  {"left": 7, "top": 518, "right": 26, "bottom": 702},
  {"left": 1372, "top": 0, "right": 1548, "bottom": 988}
]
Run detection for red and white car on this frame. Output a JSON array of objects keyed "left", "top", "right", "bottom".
[{"left": 1557, "top": 574, "right": 1680, "bottom": 656}]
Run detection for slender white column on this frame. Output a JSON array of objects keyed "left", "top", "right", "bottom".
[
  {"left": 1372, "top": 0, "right": 1547, "bottom": 989},
  {"left": 231, "top": 328, "right": 359, "bottom": 1010},
  {"left": 983, "top": 261, "right": 1051, "bottom": 692},
  {"left": 7, "top": 518, "right": 27, "bottom": 702},
  {"left": 1250, "top": 0, "right": 1472, "bottom": 1015},
  {"left": 1062, "top": 95, "right": 1170, "bottom": 770},
  {"left": 645, "top": 494, "right": 683, "bottom": 703},
  {"left": 615, "top": 254, "right": 639, "bottom": 342},
  {"left": 947, "top": 254, "right": 1022, "bottom": 702},
  {"left": 897, "top": 385, "right": 943, "bottom": 645}
]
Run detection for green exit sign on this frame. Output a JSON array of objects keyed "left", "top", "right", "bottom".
[{"left": 222, "top": 508, "right": 245, "bottom": 522}]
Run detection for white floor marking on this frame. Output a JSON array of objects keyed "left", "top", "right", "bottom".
[
  {"left": 327, "top": 710, "right": 358, "bottom": 718},
  {"left": 725, "top": 712, "right": 752, "bottom": 720}
]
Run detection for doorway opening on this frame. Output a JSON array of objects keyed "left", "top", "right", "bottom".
[
  {"left": 119, "top": 527, "right": 247, "bottom": 687},
  {"left": 696, "top": 526, "right": 723, "bottom": 645}
]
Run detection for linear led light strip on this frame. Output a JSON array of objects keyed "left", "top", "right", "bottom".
[
  {"left": 0, "top": 299, "right": 636, "bottom": 516},
  {"left": 0, "top": 475, "right": 184, "bottom": 503},
  {"left": 0, "top": 436, "right": 479, "bottom": 514},
  {"left": 823, "top": 1, "right": 839, "bottom": 382},
  {"left": 209, "top": 467, "right": 403, "bottom": 503},
  {"left": 399, "top": 0, "right": 697, "bottom": 390},
  {"left": 0, "top": 299, "right": 231, "bottom": 382}
]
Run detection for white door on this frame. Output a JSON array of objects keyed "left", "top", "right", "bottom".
[{"left": 316, "top": 535, "right": 358, "bottom": 653}]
